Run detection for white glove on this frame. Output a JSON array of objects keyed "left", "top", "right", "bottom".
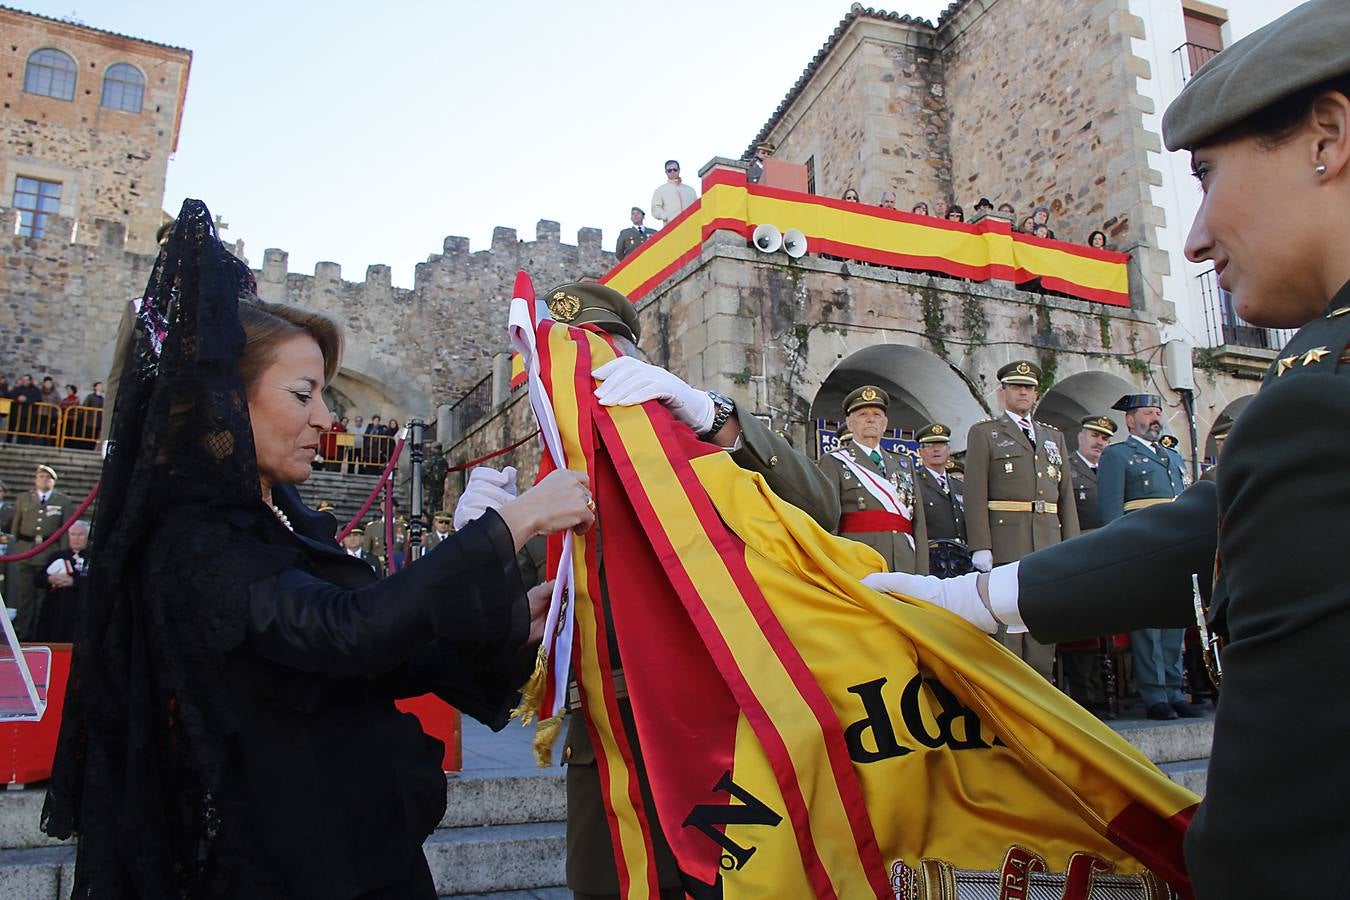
[
  {"left": 454, "top": 465, "right": 519, "bottom": 531},
  {"left": 592, "top": 357, "right": 715, "bottom": 433},
  {"left": 971, "top": 549, "right": 993, "bottom": 573},
  {"left": 861, "top": 570, "right": 998, "bottom": 633}
]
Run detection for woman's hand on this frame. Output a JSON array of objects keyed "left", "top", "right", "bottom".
[
  {"left": 527, "top": 579, "right": 555, "bottom": 644},
  {"left": 498, "top": 469, "right": 594, "bottom": 550}
]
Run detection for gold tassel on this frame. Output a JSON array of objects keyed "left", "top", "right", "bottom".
[
  {"left": 532, "top": 714, "right": 564, "bottom": 768},
  {"left": 511, "top": 643, "right": 549, "bottom": 725}
]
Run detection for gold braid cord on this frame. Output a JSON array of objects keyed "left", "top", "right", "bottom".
[{"left": 510, "top": 643, "right": 565, "bottom": 767}]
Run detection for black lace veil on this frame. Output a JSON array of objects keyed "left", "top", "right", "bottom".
[{"left": 42, "top": 199, "right": 290, "bottom": 896}]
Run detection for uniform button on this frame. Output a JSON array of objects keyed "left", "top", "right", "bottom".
[
  {"left": 563, "top": 746, "right": 573, "bottom": 762},
  {"left": 768, "top": 455, "right": 779, "bottom": 466}
]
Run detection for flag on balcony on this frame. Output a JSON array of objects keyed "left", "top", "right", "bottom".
[{"left": 519, "top": 313, "right": 1198, "bottom": 899}]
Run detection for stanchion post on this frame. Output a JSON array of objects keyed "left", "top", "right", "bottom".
[{"left": 407, "top": 418, "right": 425, "bottom": 563}]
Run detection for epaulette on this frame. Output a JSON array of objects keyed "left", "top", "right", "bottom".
[{"left": 1266, "top": 300, "right": 1350, "bottom": 383}]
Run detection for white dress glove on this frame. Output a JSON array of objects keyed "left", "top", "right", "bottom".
[
  {"left": 861, "top": 570, "right": 998, "bottom": 633},
  {"left": 453, "top": 465, "right": 519, "bottom": 531},
  {"left": 592, "top": 357, "right": 715, "bottom": 433},
  {"left": 971, "top": 549, "right": 993, "bottom": 572}
]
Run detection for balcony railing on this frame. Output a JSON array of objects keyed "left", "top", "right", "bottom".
[
  {"left": 447, "top": 373, "right": 493, "bottom": 439},
  {"left": 1174, "top": 42, "right": 1220, "bottom": 83},
  {"left": 1198, "top": 269, "right": 1295, "bottom": 351}
]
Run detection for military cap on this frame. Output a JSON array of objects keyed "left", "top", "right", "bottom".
[
  {"left": 316, "top": 500, "right": 336, "bottom": 513},
  {"left": 1080, "top": 415, "right": 1118, "bottom": 437},
  {"left": 1112, "top": 394, "right": 1163, "bottom": 412},
  {"left": 1160, "top": 433, "right": 1180, "bottom": 450},
  {"left": 997, "top": 360, "right": 1041, "bottom": 386},
  {"left": 36, "top": 464, "right": 57, "bottom": 481},
  {"left": 844, "top": 385, "right": 889, "bottom": 415},
  {"left": 916, "top": 422, "right": 952, "bottom": 444},
  {"left": 544, "top": 282, "right": 640, "bottom": 343},
  {"left": 755, "top": 140, "right": 776, "bottom": 153},
  {"left": 945, "top": 457, "right": 964, "bottom": 474},
  {"left": 1163, "top": 0, "right": 1350, "bottom": 151},
  {"left": 347, "top": 525, "right": 365, "bottom": 536},
  {"left": 1212, "top": 418, "right": 1234, "bottom": 443}
]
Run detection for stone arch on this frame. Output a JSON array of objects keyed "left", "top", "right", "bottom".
[
  {"left": 1204, "top": 394, "right": 1252, "bottom": 462},
  {"left": 1036, "top": 369, "right": 1138, "bottom": 440},
  {"left": 808, "top": 344, "right": 986, "bottom": 452}
]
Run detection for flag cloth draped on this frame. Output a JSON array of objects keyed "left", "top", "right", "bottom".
[{"left": 521, "top": 311, "right": 1198, "bottom": 900}]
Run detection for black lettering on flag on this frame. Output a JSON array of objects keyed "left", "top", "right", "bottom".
[
  {"left": 680, "top": 770, "right": 783, "bottom": 900},
  {"left": 844, "top": 677, "right": 912, "bottom": 763}
]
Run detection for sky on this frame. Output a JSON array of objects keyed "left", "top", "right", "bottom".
[{"left": 28, "top": 0, "right": 951, "bottom": 287}]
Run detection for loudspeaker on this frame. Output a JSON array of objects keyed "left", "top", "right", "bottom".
[
  {"left": 751, "top": 223, "right": 782, "bottom": 253},
  {"left": 782, "top": 228, "right": 807, "bottom": 259}
]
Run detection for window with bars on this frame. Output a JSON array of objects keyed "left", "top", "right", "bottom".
[
  {"left": 13, "top": 177, "right": 63, "bottom": 238},
  {"left": 23, "top": 48, "right": 77, "bottom": 101},
  {"left": 101, "top": 63, "right": 145, "bottom": 113}
]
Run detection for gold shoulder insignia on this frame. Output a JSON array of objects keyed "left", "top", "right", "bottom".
[
  {"left": 1300, "top": 346, "right": 1330, "bottom": 367},
  {"left": 1276, "top": 355, "right": 1299, "bottom": 376}
]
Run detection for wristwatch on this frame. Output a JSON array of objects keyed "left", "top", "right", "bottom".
[{"left": 701, "top": 391, "right": 736, "bottom": 438}]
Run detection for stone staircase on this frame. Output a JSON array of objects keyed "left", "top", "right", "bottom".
[{"left": 0, "top": 714, "right": 1214, "bottom": 898}]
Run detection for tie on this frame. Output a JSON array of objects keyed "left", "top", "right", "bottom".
[
  {"left": 39, "top": 493, "right": 48, "bottom": 504},
  {"left": 869, "top": 449, "right": 883, "bottom": 466},
  {"left": 939, "top": 473, "right": 948, "bottom": 492},
  {"left": 1018, "top": 420, "right": 1033, "bottom": 445}
]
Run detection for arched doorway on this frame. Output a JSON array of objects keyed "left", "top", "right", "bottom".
[
  {"left": 1036, "top": 370, "right": 1139, "bottom": 440},
  {"left": 809, "top": 344, "right": 986, "bottom": 452}
]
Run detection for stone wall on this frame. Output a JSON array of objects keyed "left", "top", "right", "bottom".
[
  {"left": 0, "top": 208, "right": 614, "bottom": 424},
  {"left": 0, "top": 8, "right": 191, "bottom": 254}
]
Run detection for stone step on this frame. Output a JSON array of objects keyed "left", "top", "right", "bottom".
[{"left": 1159, "top": 758, "right": 1209, "bottom": 796}]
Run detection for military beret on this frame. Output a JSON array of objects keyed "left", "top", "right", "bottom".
[
  {"left": 36, "top": 464, "right": 57, "bottom": 481},
  {"left": 1080, "top": 415, "right": 1118, "bottom": 437},
  {"left": 997, "top": 360, "right": 1041, "bottom": 386},
  {"left": 1160, "top": 433, "right": 1180, "bottom": 450},
  {"left": 544, "top": 282, "right": 641, "bottom": 343},
  {"left": 916, "top": 422, "right": 952, "bottom": 444},
  {"left": 1163, "top": 0, "right": 1350, "bottom": 151},
  {"left": 1112, "top": 394, "right": 1163, "bottom": 412},
  {"left": 844, "top": 385, "right": 889, "bottom": 414}
]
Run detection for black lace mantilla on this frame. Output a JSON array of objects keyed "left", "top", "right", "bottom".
[{"left": 42, "top": 200, "right": 293, "bottom": 897}]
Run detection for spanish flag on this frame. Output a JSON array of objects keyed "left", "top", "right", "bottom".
[{"left": 520, "top": 304, "right": 1197, "bottom": 900}]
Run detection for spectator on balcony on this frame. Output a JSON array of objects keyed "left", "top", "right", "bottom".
[
  {"left": 879, "top": 191, "right": 898, "bottom": 209},
  {"left": 998, "top": 202, "right": 1016, "bottom": 218},
  {"left": 35, "top": 376, "right": 59, "bottom": 445},
  {"left": 934, "top": 199, "right": 949, "bottom": 219},
  {"left": 746, "top": 141, "right": 774, "bottom": 185},
  {"left": 60, "top": 384, "right": 81, "bottom": 411},
  {"left": 9, "top": 374, "right": 41, "bottom": 444},
  {"left": 1019, "top": 215, "right": 1036, "bottom": 233},
  {"left": 386, "top": 418, "right": 400, "bottom": 440},
  {"left": 841, "top": 188, "right": 860, "bottom": 202},
  {"left": 39, "top": 375, "right": 60, "bottom": 406},
  {"left": 973, "top": 197, "right": 995, "bottom": 217},
  {"left": 947, "top": 204, "right": 965, "bottom": 223},
  {"left": 651, "top": 159, "right": 696, "bottom": 227},
  {"left": 615, "top": 207, "right": 653, "bottom": 260},
  {"left": 1033, "top": 223, "right": 1055, "bottom": 240},
  {"left": 83, "top": 381, "right": 104, "bottom": 409},
  {"left": 1088, "top": 230, "right": 1109, "bottom": 250},
  {"left": 911, "top": 201, "right": 930, "bottom": 216},
  {"left": 1033, "top": 206, "right": 1051, "bottom": 229},
  {"left": 364, "top": 414, "right": 387, "bottom": 472}
]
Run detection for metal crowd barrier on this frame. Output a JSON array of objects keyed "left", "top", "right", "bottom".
[{"left": 0, "top": 402, "right": 103, "bottom": 449}]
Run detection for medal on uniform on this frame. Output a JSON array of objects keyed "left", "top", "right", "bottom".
[
  {"left": 1004, "top": 461, "right": 1014, "bottom": 474},
  {"left": 1046, "top": 464, "right": 1059, "bottom": 480}
]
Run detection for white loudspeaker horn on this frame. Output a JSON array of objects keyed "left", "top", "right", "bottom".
[
  {"left": 782, "top": 228, "right": 807, "bottom": 259},
  {"left": 751, "top": 223, "right": 782, "bottom": 253}
]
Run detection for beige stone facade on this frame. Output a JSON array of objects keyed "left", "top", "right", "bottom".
[{"left": 0, "top": 7, "right": 191, "bottom": 254}]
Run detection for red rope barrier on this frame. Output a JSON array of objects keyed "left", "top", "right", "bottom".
[
  {"left": 445, "top": 428, "right": 541, "bottom": 473},
  {"left": 336, "top": 437, "right": 406, "bottom": 542},
  {"left": 0, "top": 481, "right": 101, "bottom": 563}
]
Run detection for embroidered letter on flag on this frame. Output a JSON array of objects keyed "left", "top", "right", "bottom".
[{"left": 520, "top": 311, "right": 1199, "bottom": 900}]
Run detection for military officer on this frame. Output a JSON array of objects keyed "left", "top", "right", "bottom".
[
  {"left": 5, "top": 465, "right": 74, "bottom": 638},
  {"left": 817, "top": 387, "right": 929, "bottom": 574},
  {"left": 457, "top": 281, "right": 840, "bottom": 900},
  {"left": 1070, "top": 415, "right": 1115, "bottom": 532},
  {"left": 860, "top": 4, "right": 1350, "bottom": 893},
  {"left": 339, "top": 526, "right": 384, "bottom": 577},
  {"left": 423, "top": 512, "right": 453, "bottom": 549},
  {"left": 361, "top": 498, "right": 399, "bottom": 567},
  {"left": 963, "top": 360, "right": 1078, "bottom": 679},
  {"left": 916, "top": 423, "right": 965, "bottom": 542},
  {"left": 1200, "top": 418, "right": 1231, "bottom": 483},
  {"left": 1097, "top": 394, "right": 1198, "bottom": 720}
]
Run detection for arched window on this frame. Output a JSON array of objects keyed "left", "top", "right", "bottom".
[
  {"left": 101, "top": 62, "right": 145, "bottom": 113},
  {"left": 23, "top": 48, "right": 77, "bottom": 101}
]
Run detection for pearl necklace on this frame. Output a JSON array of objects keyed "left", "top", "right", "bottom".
[{"left": 269, "top": 503, "right": 294, "bottom": 532}]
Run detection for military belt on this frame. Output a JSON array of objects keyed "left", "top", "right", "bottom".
[
  {"left": 986, "top": 500, "right": 1058, "bottom": 514},
  {"left": 1123, "top": 497, "right": 1173, "bottom": 511},
  {"left": 839, "top": 510, "right": 912, "bottom": 535},
  {"left": 567, "top": 667, "right": 627, "bottom": 711}
]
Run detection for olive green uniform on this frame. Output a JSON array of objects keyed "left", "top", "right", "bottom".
[
  {"left": 917, "top": 464, "right": 965, "bottom": 544},
  {"left": 817, "top": 442, "right": 929, "bottom": 574},
  {"left": 4, "top": 488, "right": 74, "bottom": 639}
]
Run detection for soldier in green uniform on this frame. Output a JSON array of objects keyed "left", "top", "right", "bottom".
[
  {"left": 1060, "top": 414, "right": 1116, "bottom": 708},
  {"left": 3, "top": 465, "right": 74, "bottom": 639},
  {"left": 963, "top": 360, "right": 1079, "bottom": 679},
  {"left": 456, "top": 282, "right": 839, "bottom": 900},
  {"left": 817, "top": 387, "right": 929, "bottom": 574},
  {"left": 915, "top": 423, "right": 966, "bottom": 576},
  {"left": 1097, "top": 394, "right": 1199, "bottom": 720},
  {"left": 861, "top": 4, "right": 1350, "bottom": 890},
  {"left": 423, "top": 512, "right": 453, "bottom": 549}
]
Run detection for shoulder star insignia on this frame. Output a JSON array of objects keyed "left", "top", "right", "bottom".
[
  {"left": 1328, "top": 306, "right": 1350, "bottom": 318},
  {"left": 1301, "top": 346, "right": 1330, "bottom": 366},
  {"left": 1276, "top": 355, "right": 1298, "bottom": 376}
]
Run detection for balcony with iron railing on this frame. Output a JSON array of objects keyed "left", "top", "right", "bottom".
[
  {"left": 1198, "top": 268, "right": 1296, "bottom": 375},
  {"left": 1173, "top": 41, "right": 1220, "bottom": 83}
]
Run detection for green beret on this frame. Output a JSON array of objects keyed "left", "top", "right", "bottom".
[
  {"left": 916, "top": 422, "right": 952, "bottom": 444},
  {"left": 1163, "top": 0, "right": 1350, "bottom": 151},
  {"left": 997, "top": 360, "right": 1041, "bottom": 386},
  {"left": 844, "top": 385, "right": 889, "bottom": 415},
  {"left": 544, "top": 282, "right": 641, "bottom": 343},
  {"left": 1079, "top": 415, "right": 1118, "bottom": 437}
]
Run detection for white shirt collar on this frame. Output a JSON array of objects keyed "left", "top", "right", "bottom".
[
  {"left": 1075, "top": 451, "right": 1097, "bottom": 469},
  {"left": 852, "top": 438, "right": 882, "bottom": 455},
  {"left": 1129, "top": 433, "right": 1157, "bottom": 452}
]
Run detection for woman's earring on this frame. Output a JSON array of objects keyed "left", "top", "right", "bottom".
[{"left": 1316, "top": 164, "right": 1328, "bottom": 175}]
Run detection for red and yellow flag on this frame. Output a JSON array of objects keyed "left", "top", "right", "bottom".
[{"left": 528, "top": 318, "right": 1197, "bottom": 900}]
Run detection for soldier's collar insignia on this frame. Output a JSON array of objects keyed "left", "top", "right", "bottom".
[
  {"left": 1300, "top": 346, "right": 1330, "bottom": 367},
  {"left": 1276, "top": 355, "right": 1298, "bottom": 376},
  {"left": 548, "top": 291, "right": 582, "bottom": 322}
]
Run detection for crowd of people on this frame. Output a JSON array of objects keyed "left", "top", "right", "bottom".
[
  {"left": 0, "top": 374, "right": 104, "bottom": 447},
  {"left": 314, "top": 412, "right": 399, "bottom": 473}
]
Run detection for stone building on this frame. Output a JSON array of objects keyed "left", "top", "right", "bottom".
[{"left": 0, "top": 6, "right": 192, "bottom": 254}]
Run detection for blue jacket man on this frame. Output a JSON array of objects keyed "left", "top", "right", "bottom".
[{"left": 1096, "top": 394, "right": 1200, "bottom": 720}]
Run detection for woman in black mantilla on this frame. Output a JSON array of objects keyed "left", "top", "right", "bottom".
[{"left": 41, "top": 200, "right": 594, "bottom": 898}]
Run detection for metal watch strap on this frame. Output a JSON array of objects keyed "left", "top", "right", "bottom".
[{"left": 701, "top": 391, "right": 735, "bottom": 437}]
